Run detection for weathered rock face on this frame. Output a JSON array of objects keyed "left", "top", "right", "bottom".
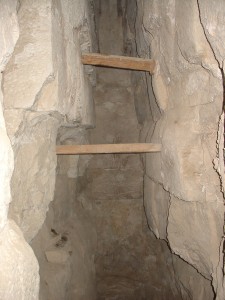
[
  {"left": 1, "top": 0, "right": 96, "bottom": 298},
  {"left": 0, "top": 220, "right": 39, "bottom": 300},
  {"left": 130, "top": 0, "right": 225, "bottom": 298},
  {"left": 31, "top": 128, "right": 97, "bottom": 300},
  {"left": 0, "top": 1, "right": 39, "bottom": 299},
  {"left": 0, "top": 0, "right": 18, "bottom": 232},
  {"left": 3, "top": 0, "right": 95, "bottom": 242}
]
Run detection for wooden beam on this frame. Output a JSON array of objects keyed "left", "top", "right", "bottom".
[
  {"left": 81, "top": 53, "right": 156, "bottom": 74},
  {"left": 56, "top": 143, "right": 161, "bottom": 155}
]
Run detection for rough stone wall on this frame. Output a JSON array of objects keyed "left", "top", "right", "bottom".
[
  {"left": 31, "top": 128, "right": 97, "bottom": 300},
  {"left": 0, "top": 1, "right": 39, "bottom": 299},
  {"left": 1, "top": 0, "right": 96, "bottom": 298},
  {"left": 3, "top": 0, "right": 95, "bottom": 242},
  {"left": 131, "top": 0, "right": 225, "bottom": 298}
]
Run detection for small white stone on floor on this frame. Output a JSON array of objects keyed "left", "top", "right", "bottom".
[{"left": 45, "top": 250, "right": 70, "bottom": 264}]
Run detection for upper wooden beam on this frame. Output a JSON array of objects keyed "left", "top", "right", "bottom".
[
  {"left": 56, "top": 143, "right": 161, "bottom": 155},
  {"left": 81, "top": 53, "right": 156, "bottom": 74}
]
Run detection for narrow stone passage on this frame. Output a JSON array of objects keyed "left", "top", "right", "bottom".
[
  {"left": 1, "top": 1, "right": 225, "bottom": 299},
  {"left": 83, "top": 2, "right": 188, "bottom": 299},
  {"left": 86, "top": 3, "right": 148, "bottom": 297}
]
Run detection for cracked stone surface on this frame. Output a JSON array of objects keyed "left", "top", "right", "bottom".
[
  {"left": 132, "top": 0, "right": 225, "bottom": 298},
  {"left": 0, "top": 220, "right": 39, "bottom": 300},
  {"left": 0, "top": 1, "right": 39, "bottom": 299},
  {"left": 31, "top": 128, "right": 97, "bottom": 300},
  {"left": 1, "top": 0, "right": 95, "bottom": 298},
  {"left": 3, "top": 0, "right": 95, "bottom": 242}
]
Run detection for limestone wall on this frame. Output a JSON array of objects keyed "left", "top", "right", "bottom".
[
  {"left": 1, "top": 0, "right": 96, "bottom": 298},
  {"left": 3, "top": 0, "right": 95, "bottom": 242},
  {"left": 31, "top": 128, "right": 97, "bottom": 300},
  {"left": 131, "top": 0, "right": 225, "bottom": 298},
  {"left": 0, "top": 0, "right": 39, "bottom": 299}
]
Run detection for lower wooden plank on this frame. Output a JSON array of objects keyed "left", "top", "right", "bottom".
[
  {"left": 56, "top": 143, "right": 161, "bottom": 155},
  {"left": 81, "top": 53, "right": 156, "bottom": 74}
]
